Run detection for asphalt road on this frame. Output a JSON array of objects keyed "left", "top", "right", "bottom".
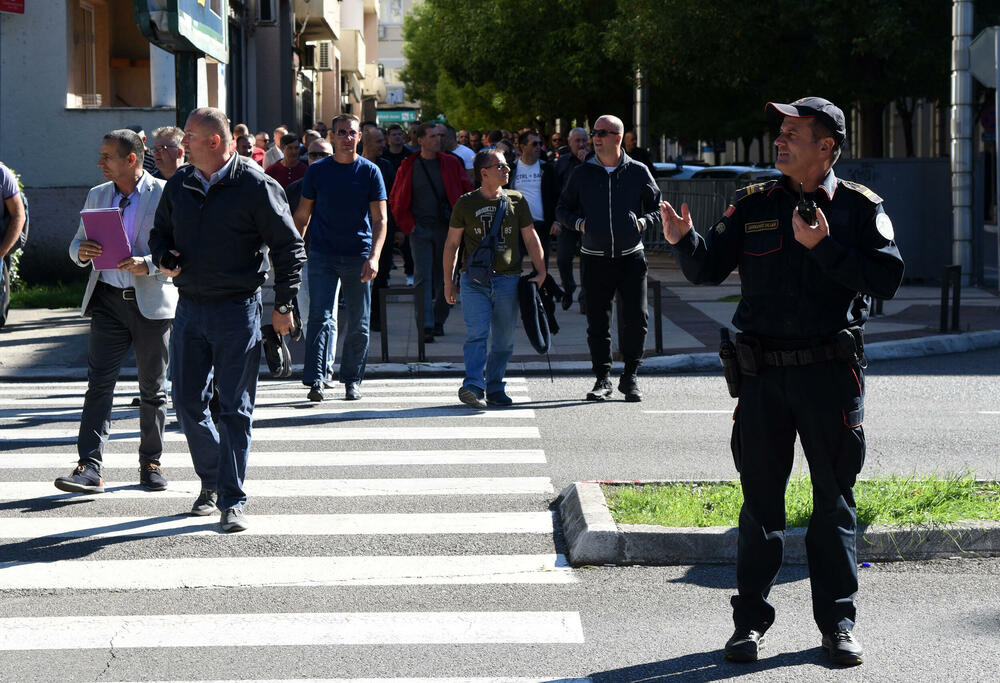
[{"left": 0, "top": 348, "right": 997, "bottom": 681}]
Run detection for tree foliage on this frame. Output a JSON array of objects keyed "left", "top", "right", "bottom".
[
  {"left": 401, "top": 0, "right": 987, "bottom": 157},
  {"left": 399, "top": 0, "right": 633, "bottom": 131}
]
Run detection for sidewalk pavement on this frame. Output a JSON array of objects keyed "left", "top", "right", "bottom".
[{"left": 1, "top": 251, "right": 998, "bottom": 380}]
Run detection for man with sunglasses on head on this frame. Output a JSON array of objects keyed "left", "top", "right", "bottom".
[
  {"left": 557, "top": 115, "right": 660, "bottom": 402},
  {"left": 294, "top": 114, "right": 387, "bottom": 403}
]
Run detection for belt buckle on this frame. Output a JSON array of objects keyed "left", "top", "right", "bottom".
[{"left": 122, "top": 288, "right": 136, "bottom": 301}]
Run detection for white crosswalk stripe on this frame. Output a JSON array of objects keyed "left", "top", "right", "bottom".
[
  {"left": 0, "top": 449, "right": 548, "bottom": 468},
  {"left": 6, "top": 426, "right": 542, "bottom": 442},
  {"left": 0, "top": 511, "right": 557, "bottom": 538},
  {"left": 0, "top": 377, "right": 583, "bottom": 677}
]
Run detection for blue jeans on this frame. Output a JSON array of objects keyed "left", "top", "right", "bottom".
[
  {"left": 460, "top": 271, "right": 520, "bottom": 396},
  {"left": 303, "top": 251, "right": 370, "bottom": 385},
  {"left": 172, "top": 292, "right": 261, "bottom": 511}
]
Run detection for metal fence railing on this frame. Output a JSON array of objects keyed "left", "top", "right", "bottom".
[{"left": 644, "top": 179, "right": 740, "bottom": 252}]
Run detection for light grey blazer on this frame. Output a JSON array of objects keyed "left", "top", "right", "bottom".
[{"left": 69, "top": 173, "right": 178, "bottom": 320}]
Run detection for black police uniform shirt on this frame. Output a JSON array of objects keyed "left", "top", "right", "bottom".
[{"left": 673, "top": 170, "right": 904, "bottom": 341}]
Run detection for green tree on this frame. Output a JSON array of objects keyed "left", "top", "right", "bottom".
[{"left": 400, "top": 0, "right": 634, "bottom": 131}]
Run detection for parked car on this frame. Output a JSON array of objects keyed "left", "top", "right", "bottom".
[
  {"left": 690, "top": 165, "right": 782, "bottom": 183},
  {"left": 651, "top": 162, "right": 699, "bottom": 179}
]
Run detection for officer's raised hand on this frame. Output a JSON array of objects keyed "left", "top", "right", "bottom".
[
  {"left": 791, "top": 206, "right": 830, "bottom": 249},
  {"left": 660, "top": 201, "right": 693, "bottom": 245}
]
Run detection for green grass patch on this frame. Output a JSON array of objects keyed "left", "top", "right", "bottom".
[
  {"left": 604, "top": 474, "right": 1000, "bottom": 528},
  {"left": 716, "top": 294, "right": 741, "bottom": 302},
  {"left": 10, "top": 281, "right": 88, "bottom": 309}
]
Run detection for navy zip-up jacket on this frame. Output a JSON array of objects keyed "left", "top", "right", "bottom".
[
  {"left": 149, "top": 155, "right": 305, "bottom": 305},
  {"left": 673, "top": 170, "right": 905, "bottom": 341},
  {"left": 556, "top": 151, "right": 661, "bottom": 258}
]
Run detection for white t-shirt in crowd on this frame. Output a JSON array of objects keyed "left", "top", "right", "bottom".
[
  {"left": 512, "top": 160, "right": 544, "bottom": 222},
  {"left": 453, "top": 144, "right": 475, "bottom": 170}
]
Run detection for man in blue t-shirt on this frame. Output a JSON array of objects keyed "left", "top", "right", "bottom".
[{"left": 293, "top": 114, "right": 387, "bottom": 402}]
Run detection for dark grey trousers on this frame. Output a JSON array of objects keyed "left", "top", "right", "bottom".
[{"left": 77, "top": 282, "right": 171, "bottom": 470}]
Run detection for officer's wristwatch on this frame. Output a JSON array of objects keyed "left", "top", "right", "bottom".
[{"left": 275, "top": 302, "right": 293, "bottom": 315}]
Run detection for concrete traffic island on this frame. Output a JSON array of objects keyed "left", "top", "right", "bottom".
[{"left": 558, "top": 481, "right": 1000, "bottom": 566}]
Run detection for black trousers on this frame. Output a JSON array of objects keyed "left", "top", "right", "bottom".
[
  {"left": 730, "top": 359, "right": 866, "bottom": 635},
  {"left": 556, "top": 229, "right": 581, "bottom": 294},
  {"left": 581, "top": 251, "right": 648, "bottom": 377},
  {"left": 78, "top": 282, "right": 172, "bottom": 470}
]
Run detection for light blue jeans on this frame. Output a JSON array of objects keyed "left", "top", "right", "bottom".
[
  {"left": 460, "top": 271, "right": 520, "bottom": 396},
  {"left": 304, "top": 251, "right": 370, "bottom": 385}
]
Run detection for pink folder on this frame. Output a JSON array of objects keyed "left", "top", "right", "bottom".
[{"left": 80, "top": 208, "right": 132, "bottom": 271}]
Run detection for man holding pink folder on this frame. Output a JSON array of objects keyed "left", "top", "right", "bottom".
[{"left": 57, "top": 129, "right": 177, "bottom": 495}]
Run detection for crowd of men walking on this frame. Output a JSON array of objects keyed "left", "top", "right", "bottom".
[{"left": 32, "top": 95, "right": 904, "bottom": 668}]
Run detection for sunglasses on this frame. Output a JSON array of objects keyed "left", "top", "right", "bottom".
[
  {"left": 308, "top": 151, "right": 331, "bottom": 159},
  {"left": 489, "top": 163, "right": 511, "bottom": 172},
  {"left": 153, "top": 144, "right": 177, "bottom": 152},
  {"left": 590, "top": 129, "right": 620, "bottom": 138},
  {"left": 334, "top": 129, "right": 360, "bottom": 138},
  {"left": 527, "top": 141, "right": 541, "bottom": 147}
]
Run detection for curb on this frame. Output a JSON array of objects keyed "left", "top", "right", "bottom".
[
  {"left": 558, "top": 481, "right": 1000, "bottom": 566},
  {"left": 2, "top": 328, "right": 999, "bottom": 382}
]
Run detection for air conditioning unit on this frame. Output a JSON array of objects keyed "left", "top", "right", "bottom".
[
  {"left": 256, "top": 0, "right": 278, "bottom": 26},
  {"left": 317, "top": 40, "right": 334, "bottom": 71}
]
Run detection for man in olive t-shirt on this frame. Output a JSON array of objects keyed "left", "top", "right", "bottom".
[{"left": 449, "top": 189, "right": 533, "bottom": 275}]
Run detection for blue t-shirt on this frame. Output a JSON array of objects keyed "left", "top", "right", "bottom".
[{"left": 301, "top": 156, "right": 387, "bottom": 257}]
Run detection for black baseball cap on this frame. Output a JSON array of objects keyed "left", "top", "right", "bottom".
[{"left": 766, "top": 97, "right": 846, "bottom": 146}]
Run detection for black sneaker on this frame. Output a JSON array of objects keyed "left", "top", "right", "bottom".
[
  {"left": 54, "top": 464, "right": 104, "bottom": 494},
  {"left": 822, "top": 629, "right": 863, "bottom": 666},
  {"left": 308, "top": 381, "right": 325, "bottom": 402},
  {"left": 486, "top": 391, "right": 513, "bottom": 407},
  {"left": 221, "top": 507, "right": 249, "bottom": 533},
  {"left": 139, "top": 463, "right": 167, "bottom": 491},
  {"left": 724, "top": 627, "right": 765, "bottom": 662},
  {"left": 585, "top": 377, "right": 613, "bottom": 401},
  {"left": 458, "top": 386, "right": 487, "bottom": 409},
  {"left": 190, "top": 489, "right": 218, "bottom": 516},
  {"left": 561, "top": 287, "right": 575, "bottom": 311},
  {"left": 618, "top": 374, "right": 643, "bottom": 402},
  {"left": 345, "top": 382, "right": 362, "bottom": 400}
]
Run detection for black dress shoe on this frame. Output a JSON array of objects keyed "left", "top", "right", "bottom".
[
  {"left": 308, "top": 382, "right": 325, "bottom": 402},
  {"left": 433, "top": 323, "right": 445, "bottom": 336},
  {"left": 423, "top": 328, "right": 435, "bottom": 343},
  {"left": 724, "top": 628, "right": 765, "bottom": 662},
  {"left": 345, "top": 382, "right": 362, "bottom": 400},
  {"left": 822, "top": 629, "right": 863, "bottom": 666}
]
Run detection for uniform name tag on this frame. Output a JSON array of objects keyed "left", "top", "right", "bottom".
[{"left": 745, "top": 220, "right": 778, "bottom": 233}]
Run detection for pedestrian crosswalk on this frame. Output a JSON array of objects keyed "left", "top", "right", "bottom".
[{"left": 0, "top": 376, "right": 588, "bottom": 680}]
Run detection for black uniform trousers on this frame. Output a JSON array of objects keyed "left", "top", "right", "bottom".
[
  {"left": 78, "top": 282, "right": 172, "bottom": 470},
  {"left": 557, "top": 229, "right": 582, "bottom": 297},
  {"left": 581, "top": 251, "right": 648, "bottom": 378},
  {"left": 730, "top": 357, "right": 866, "bottom": 635}
]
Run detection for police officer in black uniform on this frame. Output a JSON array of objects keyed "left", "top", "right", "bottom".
[{"left": 661, "top": 97, "right": 904, "bottom": 667}]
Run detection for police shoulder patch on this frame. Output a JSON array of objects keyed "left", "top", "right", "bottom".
[
  {"left": 840, "top": 180, "right": 883, "bottom": 204},
  {"left": 733, "top": 179, "right": 778, "bottom": 203}
]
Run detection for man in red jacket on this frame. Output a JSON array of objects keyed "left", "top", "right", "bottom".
[{"left": 389, "top": 123, "right": 472, "bottom": 342}]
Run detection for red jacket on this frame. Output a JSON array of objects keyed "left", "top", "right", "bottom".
[{"left": 389, "top": 152, "right": 473, "bottom": 234}]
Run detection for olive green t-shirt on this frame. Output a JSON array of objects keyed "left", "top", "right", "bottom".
[{"left": 450, "top": 189, "right": 533, "bottom": 274}]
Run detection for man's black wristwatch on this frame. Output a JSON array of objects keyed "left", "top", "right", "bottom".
[{"left": 275, "top": 302, "right": 293, "bottom": 315}]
